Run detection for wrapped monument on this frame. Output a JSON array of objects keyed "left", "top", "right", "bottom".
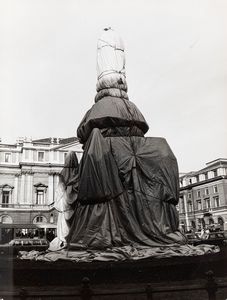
[
  {"left": 23, "top": 28, "right": 218, "bottom": 261},
  {"left": 67, "top": 28, "right": 186, "bottom": 249}
]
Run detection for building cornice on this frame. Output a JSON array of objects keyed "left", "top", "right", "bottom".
[
  {"left": 19, "top": 162, "right": 64, "bottom": 167},
  {"left": 180, "top": 175, "right": 227, "bottom": 191},
  {"left": 0, "top": 164, "right": 20, "bottom": 169}
]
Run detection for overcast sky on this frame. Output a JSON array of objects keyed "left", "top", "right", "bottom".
[{"left": 0, "top": 0, "right": 226, "bottom": 172}]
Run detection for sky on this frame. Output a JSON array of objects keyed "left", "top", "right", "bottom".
[{"left": 0, "top": 0, "right": 226, "bottom": 172}]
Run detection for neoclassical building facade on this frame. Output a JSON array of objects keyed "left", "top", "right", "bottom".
[
  {"left": 1, "top": 137, "right": 227, "bottom": 242},
  {"left": 0, "top": 137, "right": 82, "bottom": 243},
  {"left": 179, "top": 158, "right": 227, "bottom": 232}
]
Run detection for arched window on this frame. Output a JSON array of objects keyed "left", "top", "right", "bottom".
[
  {"left": 218, "top": 217, "right": 224, "bottom": 227},
  {"left": 0, "top": 215, "right": 13, "bottom": 224},
  {"left": 209, "top": 218, "right": 214, "bottom": 225},
  {"left": 33, "top": 215, "right": 47, "bottom": 224},
  {"left": 0, "top": 184, "right": 14, "bottom": 208}
]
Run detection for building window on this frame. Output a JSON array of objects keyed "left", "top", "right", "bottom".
[
  {"left": 38, "top": 151, "right": 45, "bottom": 162},
  {"left": 206, "top": 198, "right": 211, "bottom": 209},
  {"left": 188, "top": 193, "right": 192, "bottom": 199},
  {"left": 34, "top": 183, "right": 47, "bottom": 205},
  {"left": 205, "top": 188, "right": 209, "bottom": 196},
  {"left": 213, "top": 185, "right": 218, "bottom": 193},
  {"left": 2, "top": 191, "right": 10, "bottom": 208},
  {"left": 209, "top": 218, "right": 214, "bottom": 225},
  {"left": 36, "top": 190, "right": 44, "bottom": 205},
  {"left": 197, "top": 218, "right": 202, "bottom": 230},
  {"left": 0, "top": 215, "right": 13, "bottom": 224},
  {"left": 197, "top": 190, "right": 201, "bottom": 198},
  {"left": 204, "top": 198, "right": 211, "bottom": 209},
  {"left": 4, "top": 153, "right": 11, "bottom": 163},
  {"left": 213, "top": 169, "right": 218, "bottom": 177},
  {"left": 218, "top": 217, "right": 224, "bottom": 227},
  {"left": 203, "top": 199, "right": 206, "bottom": 209},
  {"left": 199, "top": 174, "right": 205, "bottom": 181},
  {"left": 33, "top": 215, "right": 47, "bottom": 224},
  {"left": 188, "top": 201, "right": 192, "bottom": 212},
  {"left": 198, "top": 218, "right": 205, "bottom": 229},
  {"left": 214, "top": 196, "right": 220, "bottom": 208},
  {"left": 37, "top": 216, "right": 43, "bottom": 223},
  {"left": 0, "top": 185, "right": 14, "bottom": 208},
  {"left": 197, "top": 200, "right": 202, "bottom": 211}
]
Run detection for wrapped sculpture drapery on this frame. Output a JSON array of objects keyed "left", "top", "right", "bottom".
[
  {"left": 67, "top": 128, "right": 185, "bottom": 249},
  {"left": 49, "top": 152, "right": 79, "bottom": 251},
  {"left": 66, "top": 28, "right": 186, "bottom": 249},
  {"left": 39, "top": 28, "right": 219, "bottom": 261}
]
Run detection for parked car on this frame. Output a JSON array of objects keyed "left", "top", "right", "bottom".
[{"left": 186, "top": 230, "right": 227, "bottom": 247}]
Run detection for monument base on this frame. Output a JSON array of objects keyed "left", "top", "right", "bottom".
[{"left": 0, "top": 246, "right": 227, "bottom": 299}]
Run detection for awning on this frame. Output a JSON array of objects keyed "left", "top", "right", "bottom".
[
  {"left": 36, "top": 224, "right": 57, "bottom": 229},
  {"left": 204, "top": 212, "right": 212, "bottom": 217},
  {"left": 0, "top": 223, "right": 57, "bottom": 229},
  {"left": 0, "top": 224, "right": 38, "bottom": 229}
]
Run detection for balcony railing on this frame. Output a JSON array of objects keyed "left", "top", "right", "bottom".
[{"left": 179, "top": 205, "right": 227, "bottom": 216}]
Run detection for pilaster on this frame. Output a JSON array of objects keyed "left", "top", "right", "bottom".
[
  {"left": 13, "top": 174, "right": 19, "bottom": 204},
  {"left": 183, "top": 193, "right": 190, "bottom": 230},
  {"left": 53, "top": 173, "right": 60, "bottom": 202},
  {"left": 48, "top": 173, "right": 54, "bottom": 205},
  {"left": 20, "top": 173, "right": 25, "bottom": 204}
]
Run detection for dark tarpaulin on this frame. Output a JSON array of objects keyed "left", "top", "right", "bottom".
[
  {"left": 77, "top": 128, "right": 124, "bottom": 204},
  {"left": 77, "top": 96, "right": 149, "bottom": 144},
  {"left": 62, "top": 94, "right": 216, "bottom": 256},
  {"left": 67, "top": 122, "right": 186, "bottom": 249}
]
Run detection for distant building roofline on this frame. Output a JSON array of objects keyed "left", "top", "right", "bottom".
[
  {"left": 206, "top": 158, "right": 227, "bottom": 166},
  {"left": 0, "top": 136, "right": 79, "bottom": 147},
  {"left": 180, "top": 158, "right": 227, "bottom": 178},
  {"left": 32, "top": 137, "right": 78, "bottom": 145}
]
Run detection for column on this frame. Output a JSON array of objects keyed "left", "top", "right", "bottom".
[
  {"left": 183, "top": 193, "right": 190, "bottom": 230},
  {"left": 53, "top": 174, "right": 59, "bottom": 202},
  {"left": 20, "top": 173, "right": 25, "bottom": 204},
  {"left": 16, "top": 152, "right": 20, "bottom": 164},
  {"left": 29, "top": 149, "right": 33, "bottom": 162},
  {"left": 55, "top": 174, "right": 59, "bottom": 186},
  {"left": 13, "top": 175, "right": 19, "bottom": 204},
  {"left": 48, "top": 173, "right": 54, "bottom": 205},
  {"left": 49, "top": 151, "right": 53, "bottom": 163},
  {"left": 26, "top": 173, "right": 30, "bottom": 204},
  {"left": 30, "top": 174, "right": 34, "bottom": 205},
  {"left": 10, "top": 189, "right": 13, "bottom": 205},
  {"left": 25, "top": 173, "right": 33, "bottom": 204}
]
